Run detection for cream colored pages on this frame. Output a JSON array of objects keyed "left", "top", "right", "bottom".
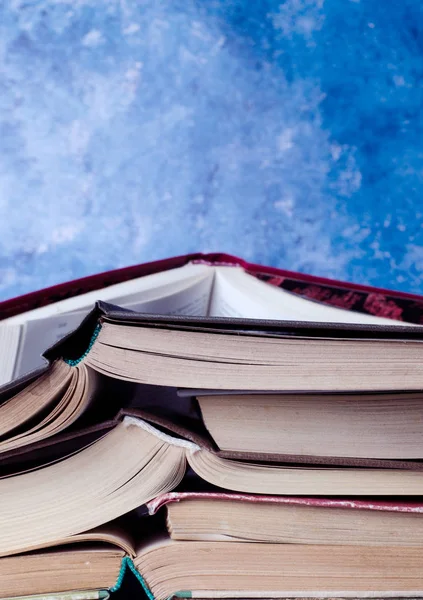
[
  {"left": 3, "top": 263, "right": 211, "bottom": 325},
  {"left": 0, "top": 324, "right": 23, "bottom": 386},
  {"left": 14, "top": 270, "right": 214, "bottom": 379},
  {"left": 208, "top": 266, "right": 412, "bottom": 325},
  {"left": 122, "top": 274, "right": 213, "bottom": 316},
  {"left": 0, "top": 264, "right": 214, "bottom": 384},
  {"left": 134, "top": 539, "right": 423, "bottom": 600},
  {"left": 197, "top": 392, "right": 423, "bottom": 458}
]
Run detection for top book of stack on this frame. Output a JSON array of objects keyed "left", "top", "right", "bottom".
[{"left": 1, "top": 251, "right": 422, "bottom": 387}]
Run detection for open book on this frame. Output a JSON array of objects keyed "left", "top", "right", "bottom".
[
  {"left": 0, "top": 260, "right": 412, "bottom": 385},
  {"left": 12, "top": 536, "right": 423, "bottom": 600},
  {"left": 3, "top": 416, "right": 423, "bottom": 563},
  {"left": 6, "top": 488, "right": 423, "bottom": 599}
]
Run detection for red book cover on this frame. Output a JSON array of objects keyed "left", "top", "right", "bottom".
[{"left": 1, "top": 252, "right": 423, "bottom": 323}]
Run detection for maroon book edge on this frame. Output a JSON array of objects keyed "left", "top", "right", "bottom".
[{"left": 1, "top": 252, "right": 423, "bottom": 321}]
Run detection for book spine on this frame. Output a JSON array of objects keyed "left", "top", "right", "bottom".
[
  {"left": 123, "top": 416, "right": 200, "bottom": 452},
  {"left": 110, "top": 557, "right": 155, "bottom": 600}
]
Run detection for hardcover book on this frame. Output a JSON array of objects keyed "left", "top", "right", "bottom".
[{"left": 1, "top": 252, "right": 421, "bottom": 384}]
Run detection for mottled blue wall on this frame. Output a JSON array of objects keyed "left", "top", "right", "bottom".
[{"left": 1, "top": 0, "right": 422, "bottom": 300}]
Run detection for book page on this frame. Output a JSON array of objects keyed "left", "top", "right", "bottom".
[
  {"left": 0, "top": 324, "right": 23, "bottom": 385},
  {"left": 4, "top": 263, "right": 211, "bottom": 325},
  {"left": 123, "top": 273, "right": 213, "bottom": 317},
  {"left": 208, "top": 268, "right": 276, "bottom": 318},
  {"left": 9, "top": 269, "right": 215, "bottom": 381},
  {"left": 14, "top": 311, "right": 88, "bottom": 378},
  {"left": 209, "top": 267, "right": 411, "bottom": 325}
]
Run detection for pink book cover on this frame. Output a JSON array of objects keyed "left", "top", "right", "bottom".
[{"left": 147, "top": 491, "right": 423, "bottom": 516}]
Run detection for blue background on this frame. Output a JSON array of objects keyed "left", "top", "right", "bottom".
[{"left": 1, "top": 0, "right": 422, "bottom": 301}]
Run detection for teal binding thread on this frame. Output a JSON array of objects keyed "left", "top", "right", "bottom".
[
  {"left": 64, "top": 323, "right": 102, "bottom": 366},
  {"left": 110, "top": 556, "right": 156, "bottom": 600}
]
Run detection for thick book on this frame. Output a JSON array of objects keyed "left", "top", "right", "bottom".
[
  {"left": 0, "top": 545, "right": 123, "bottom": 598},
  {"left": 7, "top": 493, "right": 423, "bottom": 599},
  {"left": 8, "top": 541, "right": 423, "bottom": 599},
  {"left": 3, "top": 253, "right": 423, "bottom": 323},
  {"left": 3, "top": 297, "right": 423, "bottom": 394},
  {"left": 1, "top": 252, "right": 421, "bottom": 384},
  {"left": 148, "top": 491, "right": 423, "bottom": 546},
  {"left": 3, "top": 416, "right": 423, "bottom": 562},
  {"left": 192, "top": 389, "right": 423, "bottom": 460}
]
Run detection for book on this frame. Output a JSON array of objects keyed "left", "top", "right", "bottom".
[
  {"left": 194, "top": 390, "right": 423, "bottom": 459},
  {"left": 4, "top": 374, "right": 423, "bottom": 479},
  {"left": 133, "top": 538, "right": 423, "bottom": 598},
  {"left": 0, "top": 524, "right": 134, "bottom": 598},
  {"left": 7, "top": 539, "right": 423, "bottom": 600},
  {"left": 27, "top": 301, "right": 423, "bottom": 395},
  {"left": 0, "top": 546, "right": 123, "bottom": 599},
  {"left": 2, "top": 298, "right": 423, "bottom": 413},
  {"left": 3, "top": 253, "right": 423, "bottom": 325},
  {"left": 0, "top": 362, "right": 97, "bottom": 455},
  {"left": 22, "top": 536, "right": 423, "bottom": 599},
  {"left": 3, "top": 417, "right": 423, "bottom": 561},
  {"left": 0, "top": 254, "right": 418, "bottom": 385},
  {"left": 2, "top": 260, "right": 423, "bottom": 468},
  {"left": 149, "top": 492, "right": 423, "bottom": 546},
  {"left": 8, "top": 495, "right": 423, "bottom": 599}
]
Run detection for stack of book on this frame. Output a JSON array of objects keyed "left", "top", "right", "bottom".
[{"left": 1, "top": 252, "right": 423, "bottom": 600}]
